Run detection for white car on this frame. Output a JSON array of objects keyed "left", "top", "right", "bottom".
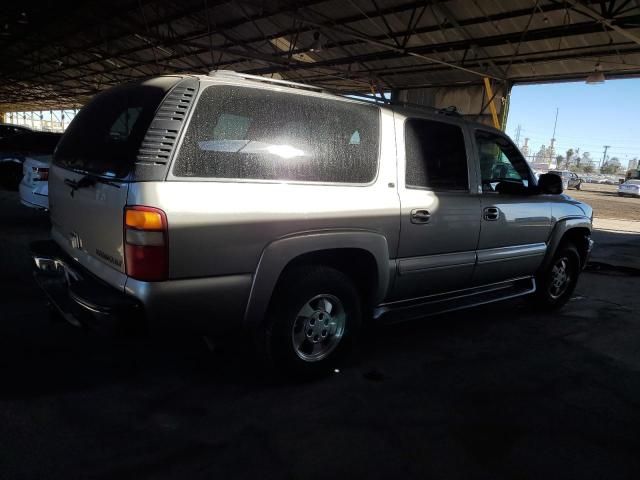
[
  {"left": 19, "top": 155, "right": 50, "bottom": 209},
  {"left": 618, "top": 179, "right": 640, "bottom": 198}
]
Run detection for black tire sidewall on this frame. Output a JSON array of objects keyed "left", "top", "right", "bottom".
[
  {"left": 265, "top": 266, "right": 362, "bottom": 377},
  {"left": 535, "top": 244, "right": 581, "bottom": 309}
]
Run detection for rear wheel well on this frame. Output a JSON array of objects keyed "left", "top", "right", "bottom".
[
  {"left": 275, "top": 249, "right": 379, "bottom": 310},
  {"left": 559, "top": 227, "right": 591, "bottom": 267}
]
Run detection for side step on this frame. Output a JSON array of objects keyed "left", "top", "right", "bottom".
[{"left": 374, "top": 277, "right": 536, "bottom": 324}]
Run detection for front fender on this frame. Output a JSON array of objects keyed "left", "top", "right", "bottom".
[
  {"left": 243, "top": 230, "right": 391, "bottom": 329},
  {"left": 540, "top": 217, "right": 592, "bottom": 272}
]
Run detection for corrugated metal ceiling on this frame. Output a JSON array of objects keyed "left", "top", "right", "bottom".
[{"left": 1, "top": 0, "right": 639, "bottom": 109}]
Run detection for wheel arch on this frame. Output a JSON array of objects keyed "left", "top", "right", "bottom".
[
  {"left": 541, "top": 218, "right": 592, "bottom": 272},
  {"left": 243, "top": 231, "right": 391, "bottom": 330}
]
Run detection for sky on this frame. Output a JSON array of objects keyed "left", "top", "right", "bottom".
[{"left": 505, "top": 78, "right": 640, "bottom": 169}]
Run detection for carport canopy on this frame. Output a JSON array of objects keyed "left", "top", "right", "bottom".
[{"left": 1, "top": 0, "right": 640, "bottom": 123}]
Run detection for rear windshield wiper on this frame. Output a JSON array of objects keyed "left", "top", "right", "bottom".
[{"left": 64, "top": 174, "right": 121, "bottom": 196}]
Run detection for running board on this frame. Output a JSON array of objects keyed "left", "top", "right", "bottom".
[{"left": 374, "top": 277, "right": 536, "bottom": 324}]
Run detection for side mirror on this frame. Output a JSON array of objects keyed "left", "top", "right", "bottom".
[{"left": 538, "top": 173, "right": 563, "bottom": 194}]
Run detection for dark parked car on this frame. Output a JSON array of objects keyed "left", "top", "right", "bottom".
[
  {"left": 0, "top": 131, "right": 62, "bottom": 190},
  {"left": 0, "top": 123, "right": 32, "bottom": 140},
  {"left": 548, "top": 170, "right": 582, "bottom": 190}
]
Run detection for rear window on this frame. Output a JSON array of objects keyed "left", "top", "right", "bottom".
[
  {"left": 172, "top": 85, "right": 379, "bottom": 183},
  {"left": 54, "top": 77, "right": 180, "bottom": 178}
]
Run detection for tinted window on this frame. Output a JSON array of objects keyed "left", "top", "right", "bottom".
[
  {"left": 476, "top": 131, "right": 532, "bottom": 191},
  {"left": 173, "top": 86, "right": 379, "bottom": 183},
  {"left": 54, "top": 78, "right": 180, "bottom": 178},
  {"left": 405, "top": 118, "right": 468, "bottom": 190}
]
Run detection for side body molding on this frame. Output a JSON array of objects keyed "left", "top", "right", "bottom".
[
  {"left": 243, "top": 230, "right": 391, "bottom": 329},
  {"left": 540, "top": 217, "right": 592, "bottom": 272}
]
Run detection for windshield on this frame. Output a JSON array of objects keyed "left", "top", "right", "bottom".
[
  {"left": 625, "top": 180, "right": 640, "bottom": 185},
  {"left": 54, "top": 77, "right": 180, "bottom": 178}
]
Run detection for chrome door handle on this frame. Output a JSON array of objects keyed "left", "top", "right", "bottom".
[
  {"left": 483, "top": 207, "right": 500, "bottom": 221},
  {"left": 410, "top": 209, "right": 431, "bottom": 224}
]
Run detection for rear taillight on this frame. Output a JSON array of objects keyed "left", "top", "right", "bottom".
[
  {"left": 32, "top": 167, "right": 49, "bottom": 181},
  {"left": 124, "top": 206, "right": 168, "bottom": 281}
]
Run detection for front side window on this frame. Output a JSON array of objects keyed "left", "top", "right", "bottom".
[
  {"left": 475, "top": 131, "right": 532, "bottom": 192},
  {"left": 404, "top": 118, "right": 469, "bottom": 191},
  {"left": 173, "top": 86, "right": 380, "bottom": 183}
]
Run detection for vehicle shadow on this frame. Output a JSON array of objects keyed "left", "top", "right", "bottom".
[{"left": 0, "top": 292, "right": 523, "bottom": 400}]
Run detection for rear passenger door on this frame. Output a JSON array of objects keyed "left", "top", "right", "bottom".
[
  {"left": 472, "top": 129, "right": 552, "bottom": 285},
  {"left": 392, "top": 116, "right": 481, "bottom": 301}
]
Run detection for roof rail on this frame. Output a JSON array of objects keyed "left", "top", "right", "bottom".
[
  {"left": 208, "top": 70, "right": 325, "bottom": 93},
  {"left": 392, "top": 101, "right": 462, "bottom": 117}
]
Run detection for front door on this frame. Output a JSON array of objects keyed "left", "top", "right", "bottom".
[
  {"left": 392, "top": 115, "right": 481, "bottom": 301},
  {"left": 472, "top": 129, "right": 552, "bottom": 286}
]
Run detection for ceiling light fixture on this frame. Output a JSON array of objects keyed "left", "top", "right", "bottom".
[
  {"left": 586, "top": 63, "right": 605, "bottom": 84},
  {"left": 310, "top": 31, "right": 322, "bottom": 52}
]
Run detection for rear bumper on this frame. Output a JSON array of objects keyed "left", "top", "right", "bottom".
[
  {"left": 30, "top": 240, "right": 141, "bottom": 332},
  {"left": 31, "top": 239, "right": 253, "bottom": 335},
  {"left": 19, "top": 182, "right": 49, "bottom": 210}
]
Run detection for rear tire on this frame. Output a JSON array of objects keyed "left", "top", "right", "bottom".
[
  {"left": 260, "top": 265, "right": 362, "bottom": 378},
  {"left": 533, "top": 243, "right": 581, "bottom": 310}
]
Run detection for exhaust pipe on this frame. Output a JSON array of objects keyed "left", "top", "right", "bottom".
[{"left": 33, "top": 255, "right": 65, "bottom": 276}]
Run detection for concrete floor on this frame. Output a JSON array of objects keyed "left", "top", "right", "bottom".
[{"left": 1, "top": 189, "right": 639, "bottom": 479}]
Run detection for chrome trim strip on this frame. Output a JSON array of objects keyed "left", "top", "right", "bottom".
[
  {"left": 398, "top": 251, "right": 477, "bottom": 274},
  {"left": 477, "top": 243, "right": 546, "bottom": 264}
]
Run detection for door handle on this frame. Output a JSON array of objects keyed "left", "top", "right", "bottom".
[
  {"left": 483, "top": 206, "right": 500, "bottom": 221},
  {"left": 410, "top": 209, "right": 431, "bottom": 224}
]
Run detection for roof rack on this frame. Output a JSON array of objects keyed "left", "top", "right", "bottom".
[{"left": 208, "top": 70, "right": 325, "bottom": 93}]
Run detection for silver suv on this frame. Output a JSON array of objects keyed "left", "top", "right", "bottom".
[{"left": 32, "top": 71, "right": 593, "bottom": 376}]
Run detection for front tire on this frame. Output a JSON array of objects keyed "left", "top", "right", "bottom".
[
  {"left": 533, "top": 243, "right": 581, "bottom": 310},
  {"left": 261, "top": 265, "right": 362, "bottom": 378}
]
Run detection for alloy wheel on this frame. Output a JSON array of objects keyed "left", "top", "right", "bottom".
[{"left": 291, "top": 294, "right": 346, "bottom": 362}]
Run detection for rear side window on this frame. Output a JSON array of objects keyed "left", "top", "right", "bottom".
[
  {"left": 54, "top": 77, "right": 181, "bottom": 178},
  {"left": 405, "top": 118, "right": 469, "bottom": 190},
  {"left": 172, "top": 86, "right": 379, "bottom": 183}
]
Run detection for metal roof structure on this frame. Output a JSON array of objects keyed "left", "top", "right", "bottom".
[{"left": 1, "top": 0, "right": 640, "bottom": 111}]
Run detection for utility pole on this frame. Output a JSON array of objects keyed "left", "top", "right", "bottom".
[
  {"left": 601, "top": 145, "right": 610, "bottom": 169},
  {"left": 515, "top": 124, "right": 522, "bottom": 146},
  {"left": 551, "top": 107, "right": 559, "bottom": 140}
]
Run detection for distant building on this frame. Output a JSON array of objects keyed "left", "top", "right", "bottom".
[
  {"left": 520, "top": 138, "right": 530, "bottom": 158},
  {"left": 546, "top": 139, "right": 556, "bottom": 167},
  {"left": 528, "top": 144, "right": 551, "bottom": 172},
  {"left": 629, "top": 158, "right": 639, "bottom": 171}
]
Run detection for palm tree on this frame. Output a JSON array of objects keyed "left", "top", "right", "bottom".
[{"left": 565, "top": 149, "right": 574, "bottom": 169}]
